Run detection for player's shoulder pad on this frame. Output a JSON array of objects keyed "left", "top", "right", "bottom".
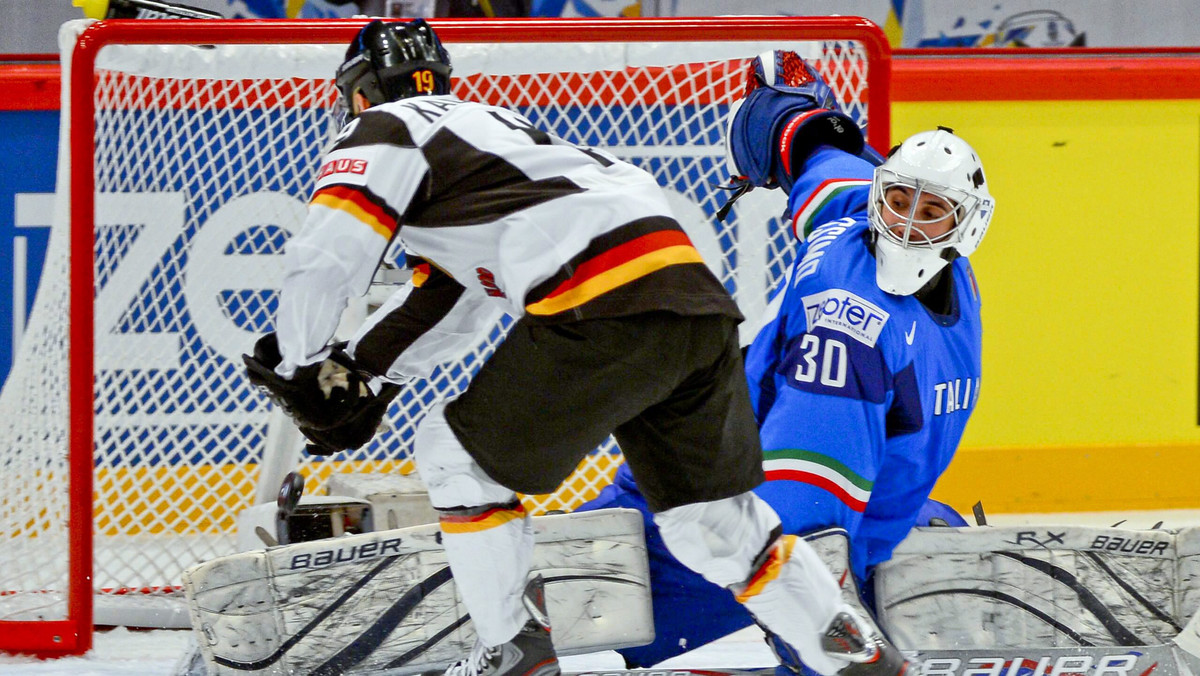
[
  {"left": 788, "top": 148, "right": 874, "bottom": 240},
  {"left": 791, "top": 217, "right": 872, "bottom": 289},
  {"left": 379, "top": 94, "right": 469, "bottom": 140},
  {"left": 333, "top": 106, "right": 418, "bottom": 152}
]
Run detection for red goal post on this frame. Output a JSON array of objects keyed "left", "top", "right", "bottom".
[{"left": 0, "top": 16, "right": 889, "bottom": 657}]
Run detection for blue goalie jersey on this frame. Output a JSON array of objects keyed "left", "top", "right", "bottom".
[
  {"left": 746, "top": 147, "right": 983, "bottom": 580},
  {"left": 579, "top": 146, "right": 982, "bottom": 669}
]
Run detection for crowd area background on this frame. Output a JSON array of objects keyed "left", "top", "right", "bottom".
[{"left": 5, "top": 0, "right": 1200, "bottom": 53}]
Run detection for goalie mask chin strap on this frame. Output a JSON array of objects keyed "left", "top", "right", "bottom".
[{"left": 715, "top": 176, "right": 756, "bottom": 222}]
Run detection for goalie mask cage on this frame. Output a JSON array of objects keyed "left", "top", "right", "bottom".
[{"left": 0, "top": 16, "right": 889, "bottom": 656}]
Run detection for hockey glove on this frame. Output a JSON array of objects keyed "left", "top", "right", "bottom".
[
  {"left": 296, "top": 381, "right": 401, "bottom": 456},
  {"left": 243, "top": 333, "right": 385, "bottom": 436},
  {"left": 720, "top": 51, "right": 867, "bottom": 219}
]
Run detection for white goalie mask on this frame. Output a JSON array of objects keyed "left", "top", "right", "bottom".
[{"left": 868, "top": 128, "right": 995, "bottom": 295}]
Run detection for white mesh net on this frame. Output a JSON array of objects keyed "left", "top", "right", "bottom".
[{"left": 0, "top": 19, "right": 880, "bottom": 632}]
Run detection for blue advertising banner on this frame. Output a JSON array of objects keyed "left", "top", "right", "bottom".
[{"left": 0, "top": 109, "right": 56, "bottom": 389}]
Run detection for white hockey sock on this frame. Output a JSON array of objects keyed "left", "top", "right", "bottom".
[
  {"left": 439, "top": 501, "right": 535, "bottom": 647},
  {"left": 655, "top": 494, "right": 857, "bottom": 676},
  {"left": 735, "top": 534, "right": 857, "bottom": 676}
]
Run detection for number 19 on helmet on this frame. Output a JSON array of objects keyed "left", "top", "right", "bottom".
[{"left": 335, "top": 18, "right": 453, "bottom": 118}]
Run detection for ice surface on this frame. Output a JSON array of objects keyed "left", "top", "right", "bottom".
[
  {"left": 0, "top": 627, "right": 191, "bottom": 676},
  {"left": 0, "top": 626, "right": 775, "bottom": 676}
]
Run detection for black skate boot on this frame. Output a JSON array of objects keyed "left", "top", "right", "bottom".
[
  {"left": 822, "top": 611, "right": 913, "bottom": 676},
  {"left": 442, "top": 576, "right": 560, "bottom": 676}
]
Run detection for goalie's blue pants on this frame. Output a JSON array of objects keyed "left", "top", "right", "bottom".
[{"left": 576, "top": 463, "right": 965, "bottom": 671}]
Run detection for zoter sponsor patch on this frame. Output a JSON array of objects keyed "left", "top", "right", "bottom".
[{"left": 802, "top": 289, "right": 889, "bottom": 347}]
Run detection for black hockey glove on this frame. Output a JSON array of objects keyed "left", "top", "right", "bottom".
[
  {"left": 296, "top": 381, "right": 401, "bottom": 456},
  {"left": 243, "top": 333, "right": 398, "bottom": 454}
]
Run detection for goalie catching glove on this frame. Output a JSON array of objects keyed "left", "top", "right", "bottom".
[
  {"left": 719, "top": 50, "right": 880, "bottom": 220},
  {"left": 243, "top": 333, "right": 400, "bottom": 455}
]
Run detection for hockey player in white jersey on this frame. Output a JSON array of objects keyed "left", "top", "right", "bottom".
[{"left": 243, "top": 19, "right": 900, "bottom": 676}]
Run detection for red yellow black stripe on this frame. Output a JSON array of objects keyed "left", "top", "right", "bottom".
[
  {"left": 525, "top": 222, "right": 705, "bottom": 316},
  {"left": 439, "top": 503, "right": 527, "bottom": 534},
  {"left": 735, "top": 534, "right": 797, "bottom": 603},
  {"left": 411, "top": 262, "right": 431, "bottom": 288},
  {"left": 310, "top": 183, "right": 400, "bottom": 240}
]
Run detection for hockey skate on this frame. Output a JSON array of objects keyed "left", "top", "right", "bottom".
[
  {"left": 821, "top": 612, "right": 913, "bottom": 676},
  {"left": 439, "top": 576, "right": 560, "bottom": 676}
]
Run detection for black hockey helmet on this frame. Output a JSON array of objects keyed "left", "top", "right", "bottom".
[{"left": 335, "top": 19, "right": 452, "bottom": 116}]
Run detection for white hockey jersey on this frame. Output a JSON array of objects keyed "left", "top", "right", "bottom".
[{"left": 275, "top": 94, "right": 738, "bottom": 379}]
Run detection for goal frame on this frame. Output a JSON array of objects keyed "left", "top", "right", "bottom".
[{"left": 3, "top": 16, "right": 889, "bottom": 658}]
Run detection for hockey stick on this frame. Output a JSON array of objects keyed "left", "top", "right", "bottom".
[
  {"left": 566, "top": 669, "right": 775, "bottom": 676},
  {"left": 880, "top": 610, "right": 1200, "bottom": 676},
  {"left": 567, "top": 607, "right": 1200, "bottom": 676},
  {"left": 174, "top": 618, "right": 1200, "bottom": 676},
  {"left": 561, "top": 633, "right": 1200, "bottom": 676},
  {"left": 899, "top": 644, "right": 1193, "bottom": 676}
]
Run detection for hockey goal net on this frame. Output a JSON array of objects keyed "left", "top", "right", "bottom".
[{"left": 0, "top": 16, "right": 889, "bottom": 656}]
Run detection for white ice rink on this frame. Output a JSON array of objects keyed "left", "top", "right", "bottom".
[
  {"left": 0, "top": 624, "right": 781, "bottom": 676},
  {"left": 3, "top": 510, "right": 1199, "bottom": 676},
  {"left": 0, "top": 623, "right": 781, "bottom": 676}
]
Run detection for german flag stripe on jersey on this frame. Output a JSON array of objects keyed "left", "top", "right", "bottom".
[
  {"left": 439, "top": 502, "right": 527, "bottom": 534},
  {"left": 763, "top": 449, "right": 872, "bottom": 512},
  {"left": 411, "top": 261, "right": 431, "bottom": 287},
  {"left": 310, "top": 183, "right": 401, "bottom": 240},
  {"left": 525, "top": 217, "right": 706, "bottom": 316},
  {"left": 735, "top": 534, "right": 798, "bottom": 603},
  {"left": 791, "top": 178, "right": 871, "bottom": 240}
]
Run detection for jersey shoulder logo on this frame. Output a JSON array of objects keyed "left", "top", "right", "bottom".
[
  {"left": 316, "top": 157, "right": 369, "bottom": 180},
  {"left": 801, "top": 288, "right": 889, "bottom": 347},
  {"left": 904, "top": 321, "right": 916, "bottom": 346},
  {"left": 476, "top": 267, "right": 506, "bottom": 298}
]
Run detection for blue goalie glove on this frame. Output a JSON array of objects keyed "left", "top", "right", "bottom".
[{"left": 719, "top": 51, "right": 869, "bottom": 220}]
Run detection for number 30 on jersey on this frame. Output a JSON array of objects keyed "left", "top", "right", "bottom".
[{"left": 791, "top": 334, "right": 848, "bottom": 388}]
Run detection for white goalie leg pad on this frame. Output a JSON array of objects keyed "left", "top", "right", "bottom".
[
  {"left": 1177, "top": 528, "right": 1200, "bottom": 657},
  {"left": 413, "top": 400, "right": 532, "bottom": 647},
  {"left": 655, "top": 493, "right": 851, "bottom": 676},
  {"left": 875, "top": 524, "right": 1190, "bottom": 650},
  {"left": 804, "top": 527, "right": 886, "bottom": 639},
  {"left": 182, "top": 508, "right": 653, "bottom": 675}
]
